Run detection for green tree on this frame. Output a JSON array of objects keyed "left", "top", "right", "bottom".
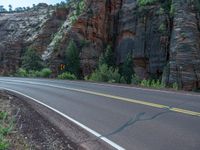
[
  {"left": 120, "top": 53, "right": 134, "bottom": 84},
  {"left": 0, "top": 5, "right": 6, "bottom": 12},
  {"left": 65, "top": 40, "right": 80, "bottom": 77},
  {"left": 89, "top": 64, "right": 121, "bottom": 83},
  {"left": 8, "top": 5, "right": 12, "bottom": 12},
  {"left": 99, "top": 45, "right": 115, "bottom": 67},
  {"left": 22, "top": 47, "right": 43, "bottom": 71}
]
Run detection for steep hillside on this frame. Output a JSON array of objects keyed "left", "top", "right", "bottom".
[
  {"left": 0, "top": 3, "right": 67, "bottom": 74},
  {"left": 0, "top": 0, "right": 200, "bottom": 90}
]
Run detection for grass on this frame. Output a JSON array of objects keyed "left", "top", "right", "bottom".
[{"left": 0, "top": 111, "right": 14, "bottom": 150}]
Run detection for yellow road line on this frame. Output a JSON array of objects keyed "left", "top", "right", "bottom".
[
  {"left": 1, "top": 79, "right": 200, "bottom": 117},
  {"left": 68, "top": 88, "right": 200, "bottom": 117}
]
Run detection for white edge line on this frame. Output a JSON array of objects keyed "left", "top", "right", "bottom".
[{"left": 1, "top": 87, "right": 125, "bottom": 150}]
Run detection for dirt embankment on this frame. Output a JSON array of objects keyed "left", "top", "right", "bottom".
[{"left": 0, "top": 91, "right": 79, "bottom": 150}]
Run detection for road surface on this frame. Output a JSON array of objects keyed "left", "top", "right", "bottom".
[{"left": 0, "top": 77, "right": 200, "bottom": 150}]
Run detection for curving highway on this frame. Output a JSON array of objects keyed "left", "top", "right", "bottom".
[{"left": 0, "top": 77, "right": 200, "bottom": 150}]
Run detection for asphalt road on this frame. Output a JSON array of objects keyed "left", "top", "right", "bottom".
[{"left": 0, "top": 77, "right": 200, "bottom": 150}]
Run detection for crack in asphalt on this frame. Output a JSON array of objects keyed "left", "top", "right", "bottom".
[
  {"left": 78, "top": 101, "right": 192, "bottom": 146},
  {"left": 77, "top": 108, "right": 172, "bottom": 145}
]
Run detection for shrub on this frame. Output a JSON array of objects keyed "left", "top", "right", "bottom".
[
  {"left": 119, "top": 76, "right": 127, "bottom": 84},
  {"left": 159, "top": 23, "right": 166, "bottom": 33},
  {"left": 140, "top": 79, "right": 165, "bottom": 88},
  {"left": 89, "top": 64, "right": 121, "bottom": 83},
  {"left": 172, "top": 82, "right": 178, "bottom": 90},
  {"left": 28, "top": 70, "right": 40, "bottom": 77},
  {"left": 16, "top": 68, "right": 28, "bottom": 77},
  {"left": 39, "top": 68, "right": 52, "bottom": 78},
  {"left": 0, "top": 138, "right": 9, "bottom": 150},
  {"left": 99, "top": 45, "right": 115, "bottom": 67},
  {"left": 22, "top": 47, "right": 43, "bottom": 71},
  {"left": 57, "top": 72, "right": 77, "bottom": 80},
  {"left": 131, "top": 75, "right": 141, "bottom": 85},
  {"left": 137, "top": 0, "right": 158, "bottom": 6},
  {"left": 15, "top": 68, "right": 52, "bottom": 78},
  {"left": 120, "top": 53, "right": 134, "bottom": 84},
  {"left": 141, "top": 79, "right": 151, "bottom": 87}
]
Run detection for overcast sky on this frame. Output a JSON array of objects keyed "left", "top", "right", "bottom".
[{"left": 0, "top": 0, "right": 65, "bottom": 9}]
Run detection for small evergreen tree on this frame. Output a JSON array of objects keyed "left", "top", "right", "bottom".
[
  {"left": 121, "top": 53, "right": 134, "bottom": 84},
  {"left": 99, "top": 45, "right": 115, "bottom": 67},
  {"left": 65, "top": 40, "right": 80, "bottom": 77},
  {"left": 22, "top": 47, "right": 43, "bottom": 71},
  {"left": 8, "top": 4, "right": 12, "bottom": 12}
]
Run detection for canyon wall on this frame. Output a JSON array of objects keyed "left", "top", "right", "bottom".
[{"left": 0, "top": 0, "right": 200, "bottom": 90}]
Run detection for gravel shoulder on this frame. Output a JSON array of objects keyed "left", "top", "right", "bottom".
[{"left": 0, "top": 91, "right": 79, "bottom": 150}]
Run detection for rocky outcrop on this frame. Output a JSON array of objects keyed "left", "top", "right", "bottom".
[
  {"left": 0, "top": 4, "right": 67, "bottom": 75},
  {"left": 65, "top": 0, "right": 170, "bottom": 79},
  {"left": 0, "top": 0, "right": 200, "bottom": 90},
  {"left": 116, "top": 1, "right": 170, "bottom": 79},
  {"left": 167, "top": 0, "right": 200, "bottom": 90}
]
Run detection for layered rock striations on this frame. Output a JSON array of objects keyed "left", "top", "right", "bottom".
[
  {"left": 0, "top": 0, "right": 200, "bottom": 90},
  {"left": 0, "top": 3, "right": 67, "bottom": 75}
]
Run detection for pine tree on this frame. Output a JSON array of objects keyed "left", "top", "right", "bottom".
[
  {"left": 121, "top": 53, "right": 134, "bottom": 84},
  {"left": 22, "top": 47, "right": 43, "bottom": 71},
  {"left": 99, "top": 45, "right": 115, "bottom": 67},
  {"left": 65, "top": 40, "right": 80, "bottom": 77},
  {"left": 8, "top": 5, "right": 12, "bottom": 12}
]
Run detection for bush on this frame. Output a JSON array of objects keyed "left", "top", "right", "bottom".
[
  {"left": 57, "top": 72, "right": 77, "bottom": 80},
  {"left": 15, "top": 68, "right": 52, "bottom": 78},
  {"left": 89, "top": 64, "right": 121, "bottom": 83},
  {"left": 140, "top": 79, "right": 165, "bottom": 88},
  {"left": 99, "top": 45, "right": 115, "bottom": 67},
  {"left": 39, "top": 68, "right": 52, "bottom": 78},
  {"left": 120, "top": 53, "right": 134, "bottom": 84},
  {"left": 172, "top": 82, "right": 178, "bottom": 90},
  {"left": 141, "top": 79, "right": 151, "bottom": 87},
  {"left": 28, "top": 70, "right": 40, "bottom": 77},
  {"left": 137, "top": 0, "right": 158, "bottom": 6},
  {"left": 22, "top": 47, "right": 43, "bottom": 71},
  {"left": 131, "top": 75, "right": 141, "bottom": 85},
  {"left": 16, "top": 68, "right": 28, "bottom": 77}
]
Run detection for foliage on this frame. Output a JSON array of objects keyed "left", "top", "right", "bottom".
[
  {"left": 172, "top": 82, "right": 178, "bottom": 90},
  {"left": 69, "top": 0, "right": 85, "bottom": 24},
  {"left": 99, "top": 45, "right": 115, "bottom": 67},
  {"left": 158, "top": 7, "right": 164, "bottom": 15},
  {"left": 15, "top": 68, "right": 52, "bottom": 78},
  {"left": 39, "top": 68, "right": 52, "bottom": 78},
  {"left": 16, "top": 68, "right": 28, "bottom": 77},
  {"left": 140, "top": 79, "right": 165, "bottom": 88},
  {"left": 65, "top": 40, "right": 80, "bottom": 77},
  {"left": 159, "top": 23, "right": 166, "bottom": 33},
  {"left": 89, "top": 64, "right": 121, "bottom": 83},
  {"left": 170, "top": 4, "right": 175, "bottom": 16},
  {"left": 137, "top": 0, "right": 158, "bottom": 6},
  {"left": 22, "top": 47, "right": 43, "bottom": 71},
  {"left": 57, "top": 72, "right": 77, "bottom": 80},
  {"left": 131, "top": 75, "right": 141, "bottom": 85},
  {"left": 120, "top": 53, "right": 134, "bottom": 84},
  {"left": 0, "top": 137, "right": 9, "bottom": 150},
  {"left": 0, "top": 111, "right": 13, "bottom": 150}
]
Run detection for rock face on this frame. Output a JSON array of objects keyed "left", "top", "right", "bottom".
[
  {"left": 168, "top": 0, "right": 200, "bottom": 90},
  {"left": 116, "top": 1, "right": 170, "bottom": 79},
  {"left": 0, "top": 0, "right": 200, "bottom": 90},
  {"left": 0, "top": 4, "right": 67, "bottom": 75}
]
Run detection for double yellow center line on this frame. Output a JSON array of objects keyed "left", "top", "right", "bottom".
[{"left": 68, "top": 88, "right": 200, "bottom": 117}]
